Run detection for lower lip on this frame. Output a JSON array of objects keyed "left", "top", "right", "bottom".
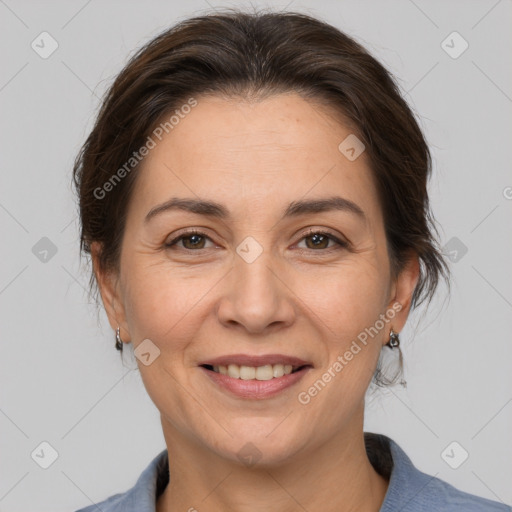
[{"left": 200, "top": 366, "right": 311, "bottom": 400}]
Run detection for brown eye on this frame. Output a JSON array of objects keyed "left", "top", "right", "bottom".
[
  {"left": 165, "top": 230, "right": 213, "bottom": 250},
  {"left": 304, "top": 232, "right": 330, "bottom": 249},
  {"left": 181, "top": 233, "right": 206, "bottom": 249},
  {"left": 297, "top": 230, "right": 348, "bottom": 252}
]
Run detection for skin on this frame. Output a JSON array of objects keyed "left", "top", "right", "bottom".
[{"left": 92, "top": 92, "right": 419, "bottom": 512}]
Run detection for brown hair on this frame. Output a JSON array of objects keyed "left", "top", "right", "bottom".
[{"left": 72, "top": 8, "right": 450, "bottom": 382}]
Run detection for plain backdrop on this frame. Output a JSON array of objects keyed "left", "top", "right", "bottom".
[{"left": 1, "top": 0, "right": 511, "bottom": 510}]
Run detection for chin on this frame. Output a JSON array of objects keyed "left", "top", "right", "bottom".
[{"left": 213, "top": 420, "right": 308, "bottom": 468}]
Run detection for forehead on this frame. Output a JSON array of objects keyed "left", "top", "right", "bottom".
[{"left": 129, "top": 93, "right": 382, "bottom": 226}]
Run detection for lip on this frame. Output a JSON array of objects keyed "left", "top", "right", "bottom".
[
  {"left": 201, "top": 366, "right": 312, "bottom": 399},
  {"left": 198, "top": 353, "right": 311, "bottom": 368}
]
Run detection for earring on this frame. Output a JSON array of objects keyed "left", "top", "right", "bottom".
[
  {"left": 115, "top": 326, "right": 124, "bottom": 351},
  {"left": 386, "top": 328, "right": 400, "bottom": 349}
]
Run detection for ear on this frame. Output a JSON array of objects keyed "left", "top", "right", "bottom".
[
  {"left": 90, "top": 242, "right": 131, "bottom": 344},
  {"left": 385, "top": 250, "right": 420, "bottom": 337}
]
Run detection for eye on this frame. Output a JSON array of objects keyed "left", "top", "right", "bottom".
[
  {"left": 165, "top": 228, "right": 349, "bottom": 253},
  {"left": 165, "top": 230, "right": 215, "bottom": 250},
  {"left": 296, "top": 229, "right": 349, "bottom": 252}
]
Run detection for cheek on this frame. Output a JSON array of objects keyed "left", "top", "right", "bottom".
[
  {"left": 306, "top": 259, "right": 390, "bottom": 339},
  {"left": 122, "top": 261, "right": 218, "bottom": 352},
  {"left": 297, "top": 271, "right": 386, "bottom": 425},
  {"left": 297, "top": 258, "right": 389, "bottom": 399}
]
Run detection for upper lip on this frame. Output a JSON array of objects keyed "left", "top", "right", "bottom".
[{"left": 199, "top": 354, "right": 312, "bottom": 368}]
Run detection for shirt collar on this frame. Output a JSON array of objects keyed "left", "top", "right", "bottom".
[{"left": 373, "top": 433, "right": 441, "bottom": 511}]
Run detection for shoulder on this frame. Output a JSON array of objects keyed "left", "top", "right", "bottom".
[
  {"left": 367, "top": 433, "right": 511, "bottom": 512},
  {"left": 73, "top": 448, "right": 169, "bottom": 512},
  {"left": 74, "top": 490, "right": 128, "bottom": 512},
  {"left": 412, "top": 473, "right": 512, "bottom": 511}
]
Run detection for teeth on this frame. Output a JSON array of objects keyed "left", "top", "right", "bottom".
[
  {"left": 240, "top": 365, "right": 256, "bottom": 380},
  {"left": 273, "top": 364, "right": 285, "bottom": 378},
  {"left": 255, "top": 365, "right": 273, "bottom": 381},
  {"left": 215, "top": 363, "right": 297, "bottom": 380}
]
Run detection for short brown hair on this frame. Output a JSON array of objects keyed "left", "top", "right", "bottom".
[{"left": 73, "top": 8, "right": 450, "bottom": 379}]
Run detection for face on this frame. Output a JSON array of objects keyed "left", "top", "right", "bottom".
[{"left": 93, "top": 92, "right": 418, "bottom": 465}]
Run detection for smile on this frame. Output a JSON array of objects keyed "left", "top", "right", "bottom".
[{"left": 198, "top": 354, "right": 313, "bottom": 399}]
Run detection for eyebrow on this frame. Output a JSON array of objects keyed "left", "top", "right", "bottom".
[{"left": 144, "top": 196, "right": 366, "bottom": 224}]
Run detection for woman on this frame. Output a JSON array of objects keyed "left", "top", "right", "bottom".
[{"left": 72, "top": 8, "right": 510, "bottom": 512}]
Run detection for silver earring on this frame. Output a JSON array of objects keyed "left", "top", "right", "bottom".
[
  {"left": 115, "top": 326, "right": 124, "bottom": 351},
  {"left": 387, "top": 328, "right": 400, "bottom": 349}
]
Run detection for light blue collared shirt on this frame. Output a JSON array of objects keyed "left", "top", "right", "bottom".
[{"left": 74, "top": 433, "right": 511, "bottom": 511}]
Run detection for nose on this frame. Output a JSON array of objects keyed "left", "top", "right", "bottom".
[{"left": 216, "top": 249, "right": 296, "bottom": 335}]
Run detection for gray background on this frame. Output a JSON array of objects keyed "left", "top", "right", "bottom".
[{"left": 1, "top": 0, "right": 511, "bottom": 510}]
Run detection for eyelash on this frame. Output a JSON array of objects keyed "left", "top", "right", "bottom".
[{"left": 165, "top": 228, "right": 349, "bottom": 254}]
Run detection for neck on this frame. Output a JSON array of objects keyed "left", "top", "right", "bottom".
[{"left": 156, "top": 416, "right": 389, "bottom": 512}]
